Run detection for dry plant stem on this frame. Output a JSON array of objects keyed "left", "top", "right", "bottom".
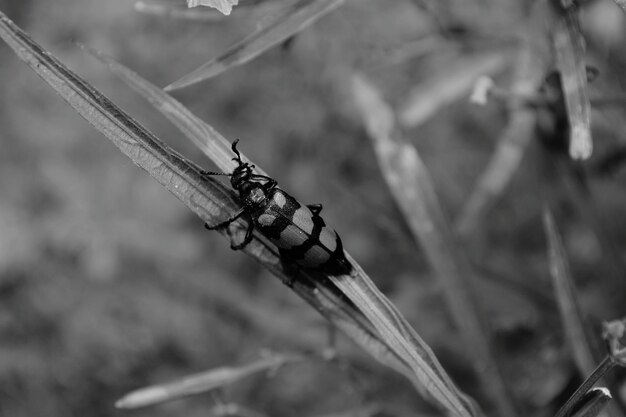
[
  {"left": 554, "top": 356, "right": 615, "bottom": 417},
  {"left": 570, "top": 388, "right": 612, "bottom": 417}
]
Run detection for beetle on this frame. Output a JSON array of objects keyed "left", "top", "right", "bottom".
[{"left": 204, "top": 140, "right": 352, "bottom": 276}]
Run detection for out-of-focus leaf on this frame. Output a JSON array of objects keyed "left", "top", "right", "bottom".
[
  {"left": 456, "top": 6, "right": 549, "bottom": 237},
  {"left": 116, "top": 354, "right": 302, "bottom": 409},
  {"left": 166, "top": 0, "right": 345, "bottom": 90},
  {"left": 543, "top": 208, "right": 597, "bottom": 375},
  {"left": 352, "top": 73, "right": 513, "bottom": 417},
  {"left": 570, "top": 388, "right": 612, "bottom": 417},
  {"left": 552, "top": 4, "right": 592, "bottom": 160},
  {"left": 135, "top": 1, "right": 228, "bottom": 21},
  {"left": 187, "top": 0, "right": 239, "bottom": 16},
  {"left": 398, "top": 52, "right": 508, "bottom": 128}
]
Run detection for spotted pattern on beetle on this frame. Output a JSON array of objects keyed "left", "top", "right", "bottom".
[{"left": 254, "top": 189, "right": 349, "bottom": 274}]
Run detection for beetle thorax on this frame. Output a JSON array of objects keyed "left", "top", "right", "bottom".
[{"left": 241, "top": 185, "right": 267, "bottom": 207}]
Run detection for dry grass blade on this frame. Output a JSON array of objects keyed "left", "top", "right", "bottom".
[
  {"left": 552, "top": 4, "right": 592, "bottom": 160},
  {"left": 398, "top": 52, "right": 508, "bottom": 128},
  {"left": 352, "top": 73, "right": 516, "bottom": 417},
  {"left": 456, "top": 8, "right": 549, "bottom": 237},
  {"left": 0, "top": 11, "right": 421, "bottom": 396},
  {"left": 116, "top": 354, "right": 302, "bottom": 409},
  {"left": 555, "top": 356, "right": 616, "bottom": 417},
  {"left": 165, "top": 0, "right": 345, "bottom": 90},
  {"left": 330, "top": 262, "right": 479, "bottom": 417},
  {"left": 570, "top": 388, "right": 612, "bottom": 417},
  {"left": 542, "top": 208, "right": 597, "bottom": 375}
]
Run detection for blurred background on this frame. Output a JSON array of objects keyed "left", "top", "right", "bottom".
[{"left": 1, "top": 0, "right": 626, "bottom": 416}]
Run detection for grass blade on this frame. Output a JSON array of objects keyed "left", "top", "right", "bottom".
[
  {"left": 165, "top": 0, "right": 345, "bottom": 90},
  {"left": 116, "top": 354, "right": 302, "bottom": 409},
  {"left": 330, "top": 261, "right": 480, "bottom": 417},
  {"left": 398, "top": 52, "right": 508, "bottom": 128},
  {"left": 352, "top": 73, "right": 513, "bottom": 417},
  {"left": 571, "top": 388, "right": 612, "bottom": 417},
  {"left": 542, "top": 208, "right": 598, "bottom": 375},
  {"left": 552, "top": 3, "right": 592, "bottom": 160}
]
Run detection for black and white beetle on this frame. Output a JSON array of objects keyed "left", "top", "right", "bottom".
[{"left": 204, "top": 140, "right": 352, "bottom": 276}]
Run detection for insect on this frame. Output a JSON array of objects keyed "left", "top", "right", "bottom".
[{"left": 204, "top": 140, "right": 352, "bottom": 276}]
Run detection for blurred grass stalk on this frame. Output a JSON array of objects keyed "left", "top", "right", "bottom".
[
  {"left": 543, "top": 208, "right": 626, "bottom": 417},
  {"left": 543, "top": 208, "right": 599, "bottom": 375},
  {"left": 351, "top": 73, "right": 517, "bottom": 417},
  {"left": 551, "top": 0, "right": 592, "bottom": 160},
  {"left": 165, "top": 0, "right": 346, "bottom": 90},
  {"left": 116, "top": 354, "right": 303, "bottom": 409}
]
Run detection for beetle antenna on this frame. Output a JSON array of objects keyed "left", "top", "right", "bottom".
[
  {"left": 203, "top": 172, "right": 230, "bottom": 176},
  {"left": 231, "top": 139, "right": 243, "bottom": 164}
]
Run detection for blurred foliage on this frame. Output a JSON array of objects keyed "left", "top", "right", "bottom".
[{"left": 1, "top": 0, "right": 626, "bottom": 416}]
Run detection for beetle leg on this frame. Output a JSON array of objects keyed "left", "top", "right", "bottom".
[
  {"left": 307, "top": 204, "right": 323, "bottom": 216},
  {"left": 205, "top": 208, "right": 247, "bottom": 230},
  {"left": 231, "top": 220, "right": 254, "bottom": 250}
]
